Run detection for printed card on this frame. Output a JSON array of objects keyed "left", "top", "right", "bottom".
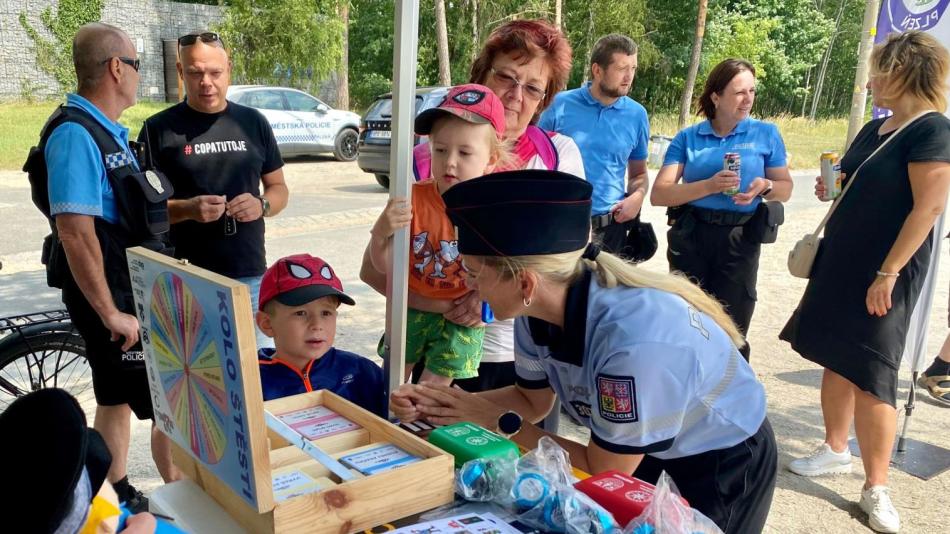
[
  {"left": 277, "top": 405, "right": 361, "bottom": 441},
  {"left": 272, "top": 470, "right": 330, "bottom": 502},
  {"left": 389, "top": 512, "right": 522, "bottom": 534},
  {"left": 339, "top": 444, "right": 421, "bottom": 476}
]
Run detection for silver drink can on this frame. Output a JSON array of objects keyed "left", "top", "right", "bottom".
[{"left": 723, "top": 152, "right": 740, "bottom": 196}]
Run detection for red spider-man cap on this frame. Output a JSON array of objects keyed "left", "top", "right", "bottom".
[{"left": 258, "top": 254, "right": 355, "bottom": 311}]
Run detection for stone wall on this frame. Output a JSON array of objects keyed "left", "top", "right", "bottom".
[{"left": 0, "top": 0, "right": 223, "bottom": 102}]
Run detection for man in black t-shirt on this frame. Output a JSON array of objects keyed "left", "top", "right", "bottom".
[{"left": 140, "top": 32, "right": 288, "bottom": 348}]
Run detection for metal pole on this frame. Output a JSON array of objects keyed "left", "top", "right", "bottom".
[
  {"left": 845, "top": 0, "right": 881, "bottom": 150},
  {"left": 384, "top": 0, "right": 419, "bottom": 417},
  {"left": 897, "top": 372, "right": 917, "bottom": 452}
]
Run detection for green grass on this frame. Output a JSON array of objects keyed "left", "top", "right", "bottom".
[
  {"left": 0, "top": 101, "right": 170, "bottom": 170},
  {"left": 0, "top": 102, "right": 846, "bottom": 171},
  {"left": 648, "top": 112, "right": 849, "bottom": 170}
]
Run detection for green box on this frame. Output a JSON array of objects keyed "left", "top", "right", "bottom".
[{"left": 427, "top": 422, "right": 520, "bottom": 467}]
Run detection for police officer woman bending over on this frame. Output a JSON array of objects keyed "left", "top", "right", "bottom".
[
  {"left": 391, "top": 170, "right": 778, "bottom": 534},
  {"left": 651, "top": 59, "right": 793, "bottom": 361}
]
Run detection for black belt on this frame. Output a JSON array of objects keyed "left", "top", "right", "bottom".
[
  {"left": 690, "top": 207, "right": 753, "bottom": 226},
  {"left": 591, "top": 213, "right": 616, "bottom": 230}
]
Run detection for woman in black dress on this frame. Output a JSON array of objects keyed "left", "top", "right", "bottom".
[{"left": 781, "top": 31, "right": 950, "bottom": 534}]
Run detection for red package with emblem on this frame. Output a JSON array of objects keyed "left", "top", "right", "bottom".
[{"left": 574, "top": 470, "right": 688, "bottom": 527}]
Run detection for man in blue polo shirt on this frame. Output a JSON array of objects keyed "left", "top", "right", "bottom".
[
  {"left": 41, "top": 22, "right": 174, "bottom": 511},
  {"left": 539, "top": 34, "right": 650, "bottom": 255}
]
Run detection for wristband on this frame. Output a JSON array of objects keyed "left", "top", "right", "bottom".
[{"left": 876, "top": 270, "right": 900, "bottom": 278}]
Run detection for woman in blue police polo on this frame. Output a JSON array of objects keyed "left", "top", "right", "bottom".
[
  {"left": 651, "top": 59, "right": 793, "bottom": 362},
  {"left": 391, "top": 170, "right": 777, "bottom": 534}
]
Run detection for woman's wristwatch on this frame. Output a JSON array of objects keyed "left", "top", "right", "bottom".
[
  {"left": 496, "top": 411, "right": 523, "bottom": 438},
  {"left": 759, "top": 179, "right": 774, "bottom": 198}
]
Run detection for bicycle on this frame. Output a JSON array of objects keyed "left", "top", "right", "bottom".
[{"left": 0, "top": 309, "right": 94, "bottom": 414}]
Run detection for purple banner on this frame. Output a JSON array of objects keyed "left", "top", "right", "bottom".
[
  {"left": 872, "top": 1, "right": 950, "bottom": 117},
  {"left": 878, "top": 0, "right": 950, "bottom": 34}
]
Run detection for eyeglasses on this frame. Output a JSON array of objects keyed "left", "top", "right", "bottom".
[
  {"left": 178, "top": 32, "right": 225, "bottom": 48},
  {"left": 490, "top": 68, "right": 546, "bottom": 101},
  {"left": 101, "top": 57, "right": 140, "bottom": 72}
]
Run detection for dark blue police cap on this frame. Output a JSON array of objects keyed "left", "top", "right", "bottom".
[
  {"left": 442, "top": 169, "right": 593, "bottom": 256},
  {"left": 0, "top": 388, "right": 112, "bottom": 533}
]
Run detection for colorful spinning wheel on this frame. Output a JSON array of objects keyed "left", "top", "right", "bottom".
[{"left": 150, "top": 272, "right": 229, "bottom": 464}]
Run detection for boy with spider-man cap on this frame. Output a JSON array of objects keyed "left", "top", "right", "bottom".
[{"left": 256, "top": 254, "right": 386, "bottom": 417}]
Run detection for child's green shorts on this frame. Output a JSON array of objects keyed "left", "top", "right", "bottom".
[{"left": 377, "top": 308, "right": 485, "bottom": 379}]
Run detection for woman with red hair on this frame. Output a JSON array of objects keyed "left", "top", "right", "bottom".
[
  {"left": 362, "top": 19, "right": 584, "bottom": 395},
  {"left": 438, "top": 19, "right": 585, "bottom": 392},
  {"left": 468, "top": 19, "right": 578, "bottom": 162}
]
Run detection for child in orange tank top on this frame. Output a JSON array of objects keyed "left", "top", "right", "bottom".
[{"left": 363, "top": 84, "right": 511, "bottom": 385}]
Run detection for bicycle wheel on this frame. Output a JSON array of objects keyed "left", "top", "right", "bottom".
[{"left": 0, "top": 330, "right": 94, "bottom": 416}]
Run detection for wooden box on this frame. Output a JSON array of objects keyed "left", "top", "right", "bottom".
[
  {"left": 173, "top": 390, "right": 454, "bottom": 534},
  {"left": 127, "top": 247, "right": 454, "bottom": 533}
]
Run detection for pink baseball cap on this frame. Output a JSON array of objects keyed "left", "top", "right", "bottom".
[
  {"left": 415, "top": 84, "right": 506, "bottom": 138},
  {"left": 258, "top": 254, "right": 355, "bottom": 310}
]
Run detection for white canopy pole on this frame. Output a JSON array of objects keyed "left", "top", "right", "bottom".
[{"left": 384, "top": 0, "right": 420, "bottom": 414}]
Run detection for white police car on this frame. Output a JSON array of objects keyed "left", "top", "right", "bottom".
[{"left": 227, "top": 85, "right": 361, "bottom": 161}]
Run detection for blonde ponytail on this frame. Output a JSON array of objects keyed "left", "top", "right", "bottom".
[
  {"left": 478, "top": 249, "right": 746, "bottom": 349},
  {"left": 589, "top": 252, "right": 746, "bottom": 348}
]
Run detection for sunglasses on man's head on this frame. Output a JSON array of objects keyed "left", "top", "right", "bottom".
[
  {"left": 178, "top": 32, "right": 224, "bottom": 48},
  {"left": 100, "top": 56, "right": 140, "bottom": 72}
]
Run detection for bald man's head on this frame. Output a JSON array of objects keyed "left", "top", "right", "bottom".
[
  {"left": 73, "top": 22, "right": 133, "bottom": 93},
  {"left": 178, "top": 40, "right": 232, "bottom": 113}
]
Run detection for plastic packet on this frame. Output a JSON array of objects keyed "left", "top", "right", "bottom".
[
  {"left": 623, "top": 472, "right": 723, "bottom": 534},
  {"left": 511, "top": 437, "right": 621, "bottom": 533},
  {"left": 456, "top": 451, "right": 519, "bottom": 502}
]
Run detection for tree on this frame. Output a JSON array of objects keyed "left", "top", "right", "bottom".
[
  {"left": 810, "top": 0, "right": 846, "bottom": 120},
  {"left": 563, "top": 0, "right": 649, "bottom": 88},
  {"left": 216, "top": 0, "right": 344, "bottom": 91},
  {"left": 468, "top": 0, "right": 479, "bottom": 63},
  {"left": 338, "top": 1, "right": 351, "bottom": 110},
  {"left": 344, "top": 0, "right": 859, "bottom": 118},
  {"left": 434, "top": 0, "right": 451, "bottom": 86},
  {"left": 678, "top": 0, "right": 708, "bottom": 129},
  {"left": 631, "top": 0, "right": 695, "bottom": 113},
  {"left": 19, "top": 0, "right": 104, "bottom": 94}
]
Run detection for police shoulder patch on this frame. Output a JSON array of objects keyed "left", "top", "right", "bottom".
[
  {"left": 596, "top": 374, "right": 638, "bottom": 423},
  {"left": 453, "top": 90, "right": 485, "bottom": 105}
]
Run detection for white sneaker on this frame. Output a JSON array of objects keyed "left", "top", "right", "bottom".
[
  {"left": 860, "top": 485, "right": 900, "bottom": 533},
  {"left": 788, "top": 443, "right": 852, "bottom": 476}
]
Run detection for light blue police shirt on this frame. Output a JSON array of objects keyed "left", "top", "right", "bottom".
[
  {"left": 513, "top": 269, "right": 766, "bottom": 460},
  {"left": 538, "top": 84, "right": 649, "bottom": 215},
  {"left": 46, "top": 93, "right": 138, "bottom": 224},
  {"left": 662, "top": 118, "right": 787, "bottom": 213}
]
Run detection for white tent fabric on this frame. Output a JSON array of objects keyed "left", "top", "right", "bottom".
[{"left": 902, "top": 212, "right": 946, "bottom": 374}]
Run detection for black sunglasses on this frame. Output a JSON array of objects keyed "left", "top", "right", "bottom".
[
  {"left": 178, "top": 32, "right": 224, "bottom": 48},
  {"left": 100, "top": 56, "right": 140, "bottom": 72}
]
